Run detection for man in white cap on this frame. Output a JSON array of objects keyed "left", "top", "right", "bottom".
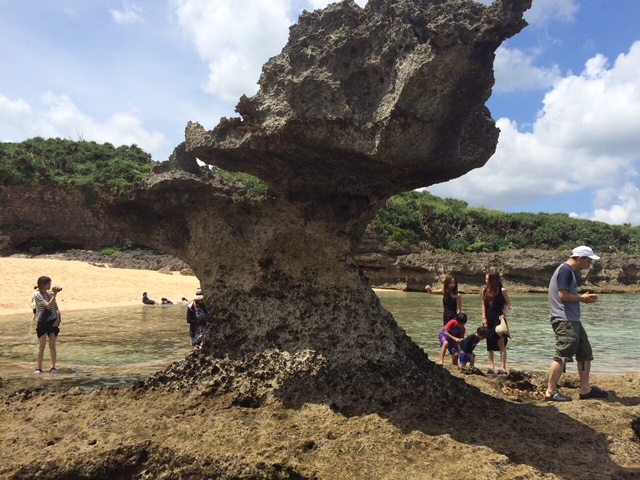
[{"left": 545, "top": 246, "right": 608, "bottom": 402}]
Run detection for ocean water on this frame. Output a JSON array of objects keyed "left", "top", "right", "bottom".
[
  {"left": 378, "top": 291, "right": 638, "bottom": 375},
  {"left": 0, "top": 292, "right": 636, "bottom": 390}
]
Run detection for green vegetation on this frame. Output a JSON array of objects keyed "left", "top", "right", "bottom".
[
  {"left": 0, "top": 222, "right": 36, "bottom": 234},
  {"left": 210, "top": 166, "right": 267, "bottom": 198},
  {"left": 0, "top": 137, "right": 153, "bottom": 194},
  {"left": 372, "top": 190, "right": 640, "bottom": 255},
  {"left": 3, "top": 138, "right": 639, "bottom": 256}
]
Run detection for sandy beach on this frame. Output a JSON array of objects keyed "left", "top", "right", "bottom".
[{"left": 0, "top": 257, "right": 201, "bottom": 315}]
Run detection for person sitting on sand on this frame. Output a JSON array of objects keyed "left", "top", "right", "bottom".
[
  {"left": 142, "top": 292, "right": 156, "bottom": 305},
  {"left": 161, "top": 297, "right": 173, "bottom": 305},
  {"left": 437, "top": 312, "right": 467, "bottom": 366},
  {"left": 459, "top": 326, "right": 489, "bottom": 369},
  {"left": 181, "top": 297, "right": 189, "bottom": 306}
]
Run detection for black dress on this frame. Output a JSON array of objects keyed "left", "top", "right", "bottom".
[
  {"left": 485, "top": 291, "right": 507, "bottom": 351},
  {"left": 442, "top": 296, "right": 458, "bottom": 326}
]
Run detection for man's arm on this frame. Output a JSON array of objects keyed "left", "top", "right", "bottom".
[{"left": 558, "top": 289, "right": 599, "bottom": 303}]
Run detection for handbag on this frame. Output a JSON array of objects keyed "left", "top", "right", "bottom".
[{"left": 495, "top": 314, "right": 511, "bottom": 338}]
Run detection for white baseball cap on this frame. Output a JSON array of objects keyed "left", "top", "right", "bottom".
[{"left": 571, "top": 246, "right": 600, "bottom": 260}]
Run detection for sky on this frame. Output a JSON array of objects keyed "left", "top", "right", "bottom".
[{"left": 1, "top": 0, "right": 639, "bottom": 224}]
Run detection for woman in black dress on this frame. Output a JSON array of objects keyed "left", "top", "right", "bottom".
[
  {"left": 482, "top": 272, "right": 510, "bottom": 374},
  {"left": 426, "top": 274, "right": 462, "bottom": 325}
]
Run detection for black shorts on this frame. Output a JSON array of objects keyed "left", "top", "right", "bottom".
[{"left": 36, "top": 323, "right": 60, "bottom": 338}]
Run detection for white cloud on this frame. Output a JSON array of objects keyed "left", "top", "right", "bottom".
[
  {"left": 429, "top": 41, "right": 640, "bottom": 224},
  {"left": 534, "top": 42, "right": 640, "bottom": 156},
  {"left": 170, "top": 0, "right": 368, "bottom": 103},
  {"left": 571, "top": 184, "right": 640, "bottom": 225},
  {"left": 0, "top": 94, "right": 32, "bottom": 116},
  {"left": 494, "top": 46, "right": 561, "bottom": 92},
  {"left": 171, "top": 0, "right": 294, "bottom": 102},
  {"left": 524, "top": 0, "right": 577, "bottom": 27},
  {"left": 110, "top": 2, "right": 143, "bottom": 25},
  {"left": 475, "top": 0, "right": 576, "bottom": 27},
  {"left": 0, "top": 91, "right": 168, "bottom": 157}
]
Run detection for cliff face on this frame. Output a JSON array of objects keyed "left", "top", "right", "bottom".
[
  {"left": 356, "top": 229, "right": 640, "bottom": 293},
  {"left": 0, "top": 185, "right": 124, "bottom": 254}
]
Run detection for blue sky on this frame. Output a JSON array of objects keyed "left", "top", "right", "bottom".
[{"left": 1, "top": 1, "right": 639, "bottom": 224}]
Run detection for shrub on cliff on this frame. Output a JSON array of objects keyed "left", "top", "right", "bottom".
[
  {"left": 0, "top": 137, "right": 152, "bottom": 193},
  {"left": 372, "top": 190, "right": 640, "bottom": 255}
]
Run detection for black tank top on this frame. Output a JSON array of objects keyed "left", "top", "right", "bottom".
[{"left": 442, "top": 296, "right": 457, "bottom": 325}]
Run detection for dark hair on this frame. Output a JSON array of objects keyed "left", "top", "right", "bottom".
[
  {"left": 476, "top": 326, "right": 490, "bottom": 337},
  {"left": 37, "top": 276, "right": 52, "bottom": 289},
  {"left": 443, "top": 274, "right": 458, "bottom": 299},
  {"left": 482, "top": 272, "right": 504, "bottom": 307},
  {"left": 456, "top": 312, "right": 467, "bottom": 324}
]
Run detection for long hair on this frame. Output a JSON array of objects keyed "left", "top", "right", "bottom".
[
  {"left": 482, "top": 272, "right": 503, "bottom": 307},
  {"left": 442, "top": 274, "right": 458, "bottom": 299}
]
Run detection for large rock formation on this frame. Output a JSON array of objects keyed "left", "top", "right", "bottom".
[{"left": 104, "top": 0, "right": 531, "bottom": 409}]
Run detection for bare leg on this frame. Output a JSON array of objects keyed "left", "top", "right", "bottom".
[
  {"left": 49, "top": 334, "right": 57, "bottom": 370},
  {"left": 437, "top": 342, "right": 448, "bottom": 365},
  {"left": 499, "top": 337, "right": 507, "bottom": 370},
  {"left": 546, "top": 360, "right": 564, "bottom": 395},
  {"left": 578, "top": 359, "right": 591, "bottom": 395},
  {"left": 487, "top": 350, "right": 495, "bottom": 370},
  {"left": 37, "top": 335, "right": 47, "bottom": 371}
]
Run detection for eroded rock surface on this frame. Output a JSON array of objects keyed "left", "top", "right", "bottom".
[{"left": 104, "top": 0, "right": 531, "bottom": 409}]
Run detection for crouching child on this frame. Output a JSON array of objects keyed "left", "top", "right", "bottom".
[
  {"left": 437, "top": 313, "right": 468, "bottom": 366},
  {"left": 459, "top": 326, "right": 490, "bottom": 369}
]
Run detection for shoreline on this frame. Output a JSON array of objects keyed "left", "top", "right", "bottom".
[{"left": 0, "top": 257, "right": 200, "bottom": 316}]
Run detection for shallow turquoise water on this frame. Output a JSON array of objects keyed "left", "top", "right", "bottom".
[
  {"left": 0, "top": 293, "right": 635, "bottom": 390},
  {"left": 378, "top": 291, "right": 639, "bottom": 375},
  {"left": 0, "top": 304, "right": 191, "bottom": 391}
]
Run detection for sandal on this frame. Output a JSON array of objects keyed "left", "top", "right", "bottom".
[
  {"left": 497, "top": 369, "right": 507, "bottom": 375},
  {"left": 487, "top": 368, "right": 495, "bottom": 374},
  {"left": 33, "top": 369, "right": 42, "bottom": 375},
  {"left": 49, "top": 368, "right": 58, "bottom": 374},
  {"left": 579, "top": 388, "right": 608, "bottom": 400},
  {"left": 545, "top": 390, "right": 572, "bottom": 402}
]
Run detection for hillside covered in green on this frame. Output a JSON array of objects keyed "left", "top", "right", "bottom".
[
  {"left": 2, "top": 138, "right": 639, "bottom": 255},
  {"left": 372, "top": 191, "right": 640, "bottom": 255},
  {"left": 0, "top": 137, "right": 153, "bottom": 194}
]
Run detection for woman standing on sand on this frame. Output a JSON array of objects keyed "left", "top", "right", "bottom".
[
  {"left": 482, "top": 272, "right": 510, "bottom": 374},
  {"left": 33, "top": 276, "right": 62, "bottom": 374},
  {"left": 425, "top": 274, "right": 462, "bottom": 325}
]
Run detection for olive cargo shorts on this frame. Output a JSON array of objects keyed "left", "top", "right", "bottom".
[{"left": 550, "top": 319, "right": 594, "bottom": 364}]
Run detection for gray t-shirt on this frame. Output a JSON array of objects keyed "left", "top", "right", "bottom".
[{"left": 548, "top": 262, "right": 580, "bottom": 322}]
